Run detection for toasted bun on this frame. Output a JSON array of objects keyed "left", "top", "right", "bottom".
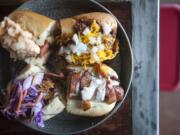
[
  {"left": 67, "top": 99, "right": 115, "bottom": 117},
  {"left": 60, "top": 18, "right": 76, "bottom": 34},
  {"left": 43, "top": 96, "right": 65, "bottom": 121},
  {"left": 74, "top": 12, "right": 117, "bottom": 32},
  {"left": 0, "top": 10, "right": 56, "bottom": 60},
  {"left": 58, "top": 12, "right": 118, "bottom": 65},
  {"left": 16, "top": 64, "right": 65, "bottom": 120},
  {"left": 66, "top": 64, "right": 118, "bottom": 117},
  {"left": 9, "top": 10, "right": 55, "bottom": 39},
  {"left": 59, "top": 12, "right": 117, "bottom": 34},
  {"left": 17, "top": 64, "right": 45, "bottom": 80}
]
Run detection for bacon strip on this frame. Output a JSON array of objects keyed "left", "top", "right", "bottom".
[
  {"left": 114, "top": 86, "right": 124, "bottom": 101},
  {"left": 67, "top": 72, "right": 81, "bottom": 98},
  {"left": 105, "top": 83, "right": 124, "bottom": 104},
  {"left": 80, "top": 71, "right": 91, "bottom": 90},
  {"left": 106, "top": 86, "right": 117, "bottom": 104}
]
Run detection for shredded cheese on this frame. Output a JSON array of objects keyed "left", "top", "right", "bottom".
[{"left": 58, "top": 20, "right": 117, "bottom": 65}]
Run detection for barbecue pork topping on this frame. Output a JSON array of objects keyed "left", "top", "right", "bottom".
[{"left": 67, "top": 69, "right": 124, "bottom": 106}]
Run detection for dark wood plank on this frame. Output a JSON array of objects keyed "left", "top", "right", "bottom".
[{"left": 0, "top": 2, "right": 132, "bottom": 135}]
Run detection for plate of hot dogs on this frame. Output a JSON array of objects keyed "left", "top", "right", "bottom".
[{"left": 0, "top": 0, "right": 133, "bottom": 134}]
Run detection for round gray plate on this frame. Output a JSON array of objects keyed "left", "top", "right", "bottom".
[{"left": 1, "top": 0, "right": 133, "bottom": 134}]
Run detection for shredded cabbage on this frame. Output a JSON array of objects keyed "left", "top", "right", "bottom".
[{"left": 1, "top": 73, "right": 45, "bottom": 128}]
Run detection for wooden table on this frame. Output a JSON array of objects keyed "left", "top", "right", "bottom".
[{"left": 0, "top": 0, "right": 159, "bottom": 135}]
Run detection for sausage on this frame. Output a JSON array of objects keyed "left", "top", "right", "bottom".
[
  {"left": 67, "top": 72, "right": 81, "bottom": 97},
  {"left": 105, "top": 81, "right": 124, "bottom": 103},
  {"left": 112, "top": 40, "right": 119, "bottom": 53},
  {"left": 80, "top": 71, "right": 91, "bottom": 89},
  {"left": 105, "top": 85, "right": 117, "bottom": 104},
  {"left": 114, "top": 86, "right": 124, "bottom": 101}
]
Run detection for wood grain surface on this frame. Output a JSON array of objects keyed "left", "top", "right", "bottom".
[
  {"left": 131, "top": 0, "right": 159, "bottom": 135},
  {"left": 0, "top": 1, "right": 132, "bottom": 135}
]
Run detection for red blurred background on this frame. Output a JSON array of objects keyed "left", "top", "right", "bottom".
[{"left": 160, "top": 1, "right": 180, "bottom": 135}]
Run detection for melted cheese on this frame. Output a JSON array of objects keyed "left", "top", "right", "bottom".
[
  {"left": 95, "top": 79, "right": 106, "bottom": 101},
  {"left": 58, "top": 20, "right": 116, "bottom": 65},
  {"left": 90, "top": 20, "right": 100, "bottom": 33}
]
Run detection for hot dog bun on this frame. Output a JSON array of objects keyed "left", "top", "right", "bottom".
[
  {"left": 18, "top": 64, "right": 65, "bottom": 120},
  {"left": 0, "top": 10, "right": 55, "bottom": 60},
  {"left": 4, "top": 64, "right": 65, "bottom": 121},
  {"left": 57, "top": 12, "right": 119, "bottom": 65},
  {"left": 9, "top": 10, "right": 55, "bottom": 40},
  {"left": 67, "top": 99, "right": 115, "bottom": 117},
  {"left": 59, "top": 12, "right": 117, "bottom": 35},
  {"left": 66, "top": 64, "right": 121, "bottom": 117}
]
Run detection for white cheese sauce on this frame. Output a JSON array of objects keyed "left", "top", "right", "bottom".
[
  {"left": 80, "top": 73, "right": 121, "bottom": 102},
  {"left": 81, "top": 76, "right": 106, "bottom": 101},
  {"left": 95, "top": 78, "right": 106, "bottom": 101}
]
